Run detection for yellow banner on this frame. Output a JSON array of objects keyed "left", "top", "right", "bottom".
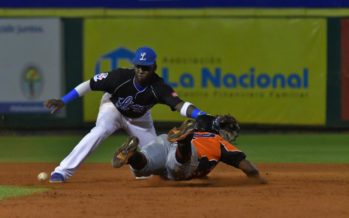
[{"left": 84, "top": 18, "right": 326, "bottom": 125}]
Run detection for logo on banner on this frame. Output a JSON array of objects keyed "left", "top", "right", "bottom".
[
  {"left": 20, "top": 66, "right": 43, "bottom": 99},
  {"left": 94, "top": 47, "right": 134, "bottom": 74}
]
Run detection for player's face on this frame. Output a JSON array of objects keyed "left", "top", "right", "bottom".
[{"left": 134, "top": 64, "right": 155, "bottom": 85}]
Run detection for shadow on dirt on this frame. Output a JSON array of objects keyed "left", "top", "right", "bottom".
[{"left": 140, "top": 175, "right": 268, "bottom": 188}]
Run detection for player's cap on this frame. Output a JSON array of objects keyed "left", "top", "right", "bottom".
[{"left": 132, "top": 46, "right": 157, "bottom": 66}]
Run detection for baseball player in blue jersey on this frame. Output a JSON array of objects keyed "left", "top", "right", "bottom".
[
  {"left": 112, "top": 115, "right": 266, "bottom": 183},
  {"left": 44, "top": 46, "right": 206, "bottom": 183}
]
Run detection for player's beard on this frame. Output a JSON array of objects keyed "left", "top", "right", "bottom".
[{"left": 135, "top": 71, "right": 154, "bottom": 86}]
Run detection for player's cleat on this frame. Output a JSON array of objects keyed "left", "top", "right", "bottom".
[
  {"left": 167, "top": 119, "right": 195, "bottom": 142},
  {"left": 49, "top": 173, "right": 65, "bottom": 183},
  {"left": 112, "top": 136, "right": 139, "bottom": 168}
]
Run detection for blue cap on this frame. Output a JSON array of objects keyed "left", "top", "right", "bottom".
[{"left": 132, "top": 46, "right": 157, "bottom": 66}]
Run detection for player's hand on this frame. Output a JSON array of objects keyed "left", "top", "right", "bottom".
[
  {"left": 245, "top": 173, "right": 268, "bottom": 185},
  {"left": 251, "top": 176, "right": 268, "bottom": 185},
  {"left": 44, "top": 99, "right": 65, "bottom": 114}
]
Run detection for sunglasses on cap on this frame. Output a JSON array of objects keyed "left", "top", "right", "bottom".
[{"left": 135, "top": 65, "right": 153, "bottom": 71}]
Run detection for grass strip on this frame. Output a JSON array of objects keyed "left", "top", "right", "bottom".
[{"left": 0, "top": 185, "right": 47, "bottom": 200}]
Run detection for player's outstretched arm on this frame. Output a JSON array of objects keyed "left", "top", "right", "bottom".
[
  {"left": 44, "top": 80, "right": 91, "bottom": 114},
  {"left": 238, "top": 159, "right": 267, "bottom": 184},
  {"left": 175, "top": 101, "right": 206, "bottom": 119}
]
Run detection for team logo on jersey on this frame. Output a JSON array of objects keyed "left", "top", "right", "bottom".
[
  {"left": 140, "top": 52, "right": 147, "bottom": 61},
  {"left": 93, "top": 72, "right": 109, "bottom": 82},
  {"left": 116, "top": 96, "right": 134, "bottom": 110},
  {"left": 116, "top": 96, "right": 152, "bottom": 113}
]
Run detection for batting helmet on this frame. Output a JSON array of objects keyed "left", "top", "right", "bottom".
[{"left": 195, "top": 114, "right": 240, "bottom": 142}]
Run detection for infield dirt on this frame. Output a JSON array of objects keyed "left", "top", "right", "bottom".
[{"left": 0, "top": 163, "right": 348, "bottom": 218}]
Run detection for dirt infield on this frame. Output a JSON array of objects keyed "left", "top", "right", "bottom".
[{"left": 0, "top": 163, "right": 348, "bottom": 218}]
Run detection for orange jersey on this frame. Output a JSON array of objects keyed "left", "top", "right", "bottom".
[{"left": 191, "top": 132, "right": 246, "bottom": 178}]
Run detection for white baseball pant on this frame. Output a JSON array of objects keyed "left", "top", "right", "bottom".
[
  {"left": 131, "top": 134, "right": 199, "bottom": 180},
  {"left": 52, "top": 93, "right": 157, "bottom": 179}
]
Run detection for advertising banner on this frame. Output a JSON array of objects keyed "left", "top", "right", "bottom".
[
  {"left": 0, "top": 18, "right": 62, "bottom": 114},
  {"left": 84, "top": 18, "right": 326, "bottom": 125}
]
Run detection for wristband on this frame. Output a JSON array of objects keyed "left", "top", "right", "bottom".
[
  {"left": 61, "top": 89, "right": 79, "bottom": 104},
  {"left": 180, "top": 102, "right": 193, "bottom": 117},
  {"left": 191, "top": 108, "right": 206, "bottom": 119}
]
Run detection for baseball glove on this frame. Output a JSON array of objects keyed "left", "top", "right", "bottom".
[{"left": 168, "top": 119, "right": 195, "bottom": 142}]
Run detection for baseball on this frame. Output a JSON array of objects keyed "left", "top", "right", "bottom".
[{"left": 37, "top": 172, "right": 48, "bottom": 181}]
